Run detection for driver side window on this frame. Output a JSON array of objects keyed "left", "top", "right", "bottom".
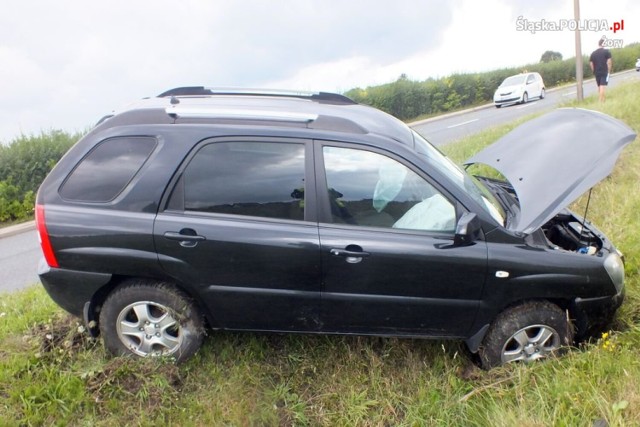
[{"left": 323, "top": 146, "right": 456, "bottom": 232}]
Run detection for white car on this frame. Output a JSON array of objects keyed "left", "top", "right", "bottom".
[
  {"left": 494, "top": 72, "right": 545, "bottom": 108},
  {"left": 635, "top": 58, "right": 640, "bottom": 71}
]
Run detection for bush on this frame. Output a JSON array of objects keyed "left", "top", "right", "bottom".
[
  {"left": 0, "top": 130, "right": 80, "bottom": 223},
  {"left": 611, "top": 42, "right": 640, "bottom": 70},
  {"left": 0, "top": 181, "right": 34, "bottom": 222},
  {"left": 0, "top": 130, "right": 80, "bottom": 197}
]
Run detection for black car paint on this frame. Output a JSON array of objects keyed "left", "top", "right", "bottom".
[{"left": 37, "top": 100, "right": 623, "bottom": 352}]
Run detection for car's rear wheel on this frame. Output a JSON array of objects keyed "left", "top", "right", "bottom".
[
  {"left": 479, "top": 301, "right": 573, "bottom": 369},
  {"left": 99, "top": 280, "right": 205, "bottom": 363},
  {"left": 540, "top": 88, "right": 545, "bottom": 99},
  {"left": 522, "top": 92, "right": 529, "bottom": 104}
]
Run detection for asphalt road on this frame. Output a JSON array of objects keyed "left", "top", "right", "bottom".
[
  {"left": 0, "top": 228, "right": 40, "bottom": 292},
  {"left": 1, "top": 70, "right": 639, "bottom": 293},
  {"left": 412, "top": 70, "right": 640, "bottom": 146}
]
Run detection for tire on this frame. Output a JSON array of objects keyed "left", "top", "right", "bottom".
[
  {"left": 540, "top": 88, "right": 545, "bottom": 99},
  {"left": 495, "top": 104, "right": 502, "bottom": 108},
  {"left": 521, "top": 92, "right": 528, "bottom": 104},
  {"left": 479, "top": 301, "right": 573, "bottom": 369},
  {"left": 99, "top": 280, "right": 205, "bottom": 363}
]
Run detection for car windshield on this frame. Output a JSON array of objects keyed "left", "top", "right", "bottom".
[
  {"left": 412, "top": 130, "right": 506, "bottom": 225},
  {"left": 500, "top": 75, "right": 526, "bottom": 86}
]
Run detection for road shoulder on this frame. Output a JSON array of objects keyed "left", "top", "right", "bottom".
[{"left": 0, "top": 221, "right": 36, "bottom": 239}]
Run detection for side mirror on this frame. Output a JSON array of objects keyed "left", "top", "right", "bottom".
[{"left": 454, "top": 212, "right": 481, "bottom": 246}]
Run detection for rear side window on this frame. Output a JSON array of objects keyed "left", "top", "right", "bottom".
[
  {"left": 176, "top": 141, "right": 305, "bottom": 221},
  {"left": 60, "top": 137, "right": 156, "bottom": 202}
]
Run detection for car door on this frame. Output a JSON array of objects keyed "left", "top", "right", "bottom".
[
  {"left": 316, "top": 143, "right": 488, "bottom": 337},
  {"left": 154, "top": 137, "right": 322, "bottom": 332},
  {"left": 526, "top": 74, "right": 538, "bottom": 97}
]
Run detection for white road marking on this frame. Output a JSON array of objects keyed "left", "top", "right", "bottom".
[
  {"left": 447, "top": 118, "right": 479, "bottom": 129},
  {"left": 516, "top": 103, "right": 533, "bottom": 109},
  {"left": 563, "top": 91, "right": 577, "bottom": 96}
]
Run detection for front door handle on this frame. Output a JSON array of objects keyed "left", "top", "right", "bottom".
[
  {"left": 164, "top": 230, "right": 206, "bottom": 247},
  {"left": 330, "top": 246, "right": 370, "bottom": 264}
]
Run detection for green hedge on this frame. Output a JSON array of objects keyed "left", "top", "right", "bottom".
[
  {"left": 0, "top": 182, "right": 34, "bottom": 222},
  {"left": 0, "top": 130, "right": 80, "bottom": 222},
  {"left": 346, "top": 43, "right": 640, "bottom": 120}
]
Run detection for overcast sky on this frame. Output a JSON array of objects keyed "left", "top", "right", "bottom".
[{"left": 1, "top": 0, "right": 638, "bottom": 143}]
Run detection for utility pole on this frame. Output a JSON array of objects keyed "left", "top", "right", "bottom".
[{"left": 574, "top": 0, "right": 584, "bottom": 101}]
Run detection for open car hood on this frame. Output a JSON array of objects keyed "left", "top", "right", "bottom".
[{"left": 464, "top": 108, "right": 636, "bottom": 234}]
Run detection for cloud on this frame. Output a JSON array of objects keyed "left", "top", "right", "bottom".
[
  {"left": 0, "top": 0, "right": 637, "bottom": 142},
  {"left": 0, "top": 0, "right": 463, "bottom": 141}
]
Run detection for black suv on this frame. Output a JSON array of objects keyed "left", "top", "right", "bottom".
[{"left": 36, "top": 87, "right": 633, "bottom": 368}]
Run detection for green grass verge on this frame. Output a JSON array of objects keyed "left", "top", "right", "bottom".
[{"left": 1, "top": 82, "right": 640, "bottom": 426}]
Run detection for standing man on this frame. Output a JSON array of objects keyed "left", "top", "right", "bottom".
[{"left": 590, "top": 38, "right": 612, "bottom": 102}]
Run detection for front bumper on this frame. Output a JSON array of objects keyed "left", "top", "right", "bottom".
[
  {"left": 571, "top": 287, "right": 625, "bottom": 339},
  {"left": 494, "top": 95, "right": 522, "bottom": 106}
]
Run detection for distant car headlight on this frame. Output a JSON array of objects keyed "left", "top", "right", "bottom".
[{"left": 604, "top": 253, "right": 624, "bottom": 292}]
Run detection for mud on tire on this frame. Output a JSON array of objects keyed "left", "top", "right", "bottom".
[
  {"left": 479, "top": 301, "right": 573, "bottom": 369},
  {"left": 99, "top": 280, "right": 205, "bottom": 363}
]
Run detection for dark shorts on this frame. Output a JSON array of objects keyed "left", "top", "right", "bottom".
[{"left": 595, "top": 73, "right": 609, "bottom": 86}]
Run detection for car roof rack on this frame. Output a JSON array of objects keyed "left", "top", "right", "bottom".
[
  {"left": 157, "top": 86, "right": 356, "bottom": 105},
  {"left": 165, "top": 105, "right": 319, "bottom": 123}
]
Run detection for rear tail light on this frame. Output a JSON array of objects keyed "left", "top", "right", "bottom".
[{"left": 35, "top": 204, "right": 59, "bottom": 268}]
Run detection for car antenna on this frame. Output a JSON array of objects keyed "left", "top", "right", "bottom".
[{"left": 579, "top": 188, "right": 593, "bottom": 244}]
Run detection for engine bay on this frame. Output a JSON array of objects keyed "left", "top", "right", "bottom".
[
  {"left": 541, "top": 211, "right": 603, "bottom": 254},
  {"left": 475, "top": 176, "right": 604, "bottom": 256}
]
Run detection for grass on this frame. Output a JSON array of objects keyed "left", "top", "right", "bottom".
[{"left": 1, "top": 81, "right": 640, "bottom": 426}]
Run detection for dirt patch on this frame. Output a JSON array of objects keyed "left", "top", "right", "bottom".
[
  {"left": 29, "top": 313, "right": 97, "bottom": 357},
  {"left": 86, "top": 357, "right": 183, "bottom": 413},
  {"left": 26, "top": 313, "right": 185, "bottom": 414}
]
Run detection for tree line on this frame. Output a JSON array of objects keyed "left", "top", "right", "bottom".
[{"left": 345, "top": 43, "right": 640, "bottom": 120}]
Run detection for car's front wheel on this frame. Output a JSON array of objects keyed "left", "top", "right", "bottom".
[
  {"left": 479, "top": 301, "right": 573, "bottom": 369},
  {"left": 99, "top": 280, "right": 205, "bottom": 363}
]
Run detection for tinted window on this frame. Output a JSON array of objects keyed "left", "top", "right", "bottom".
[
  {"left": 323, "top": 146, "right": 455, "bottom": 232},
  {"left": 60, "top": 137, "right": 156, "bottom": 202},
  {"left": 181, "top": 142, "right": 305, "bottom": 221}
]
